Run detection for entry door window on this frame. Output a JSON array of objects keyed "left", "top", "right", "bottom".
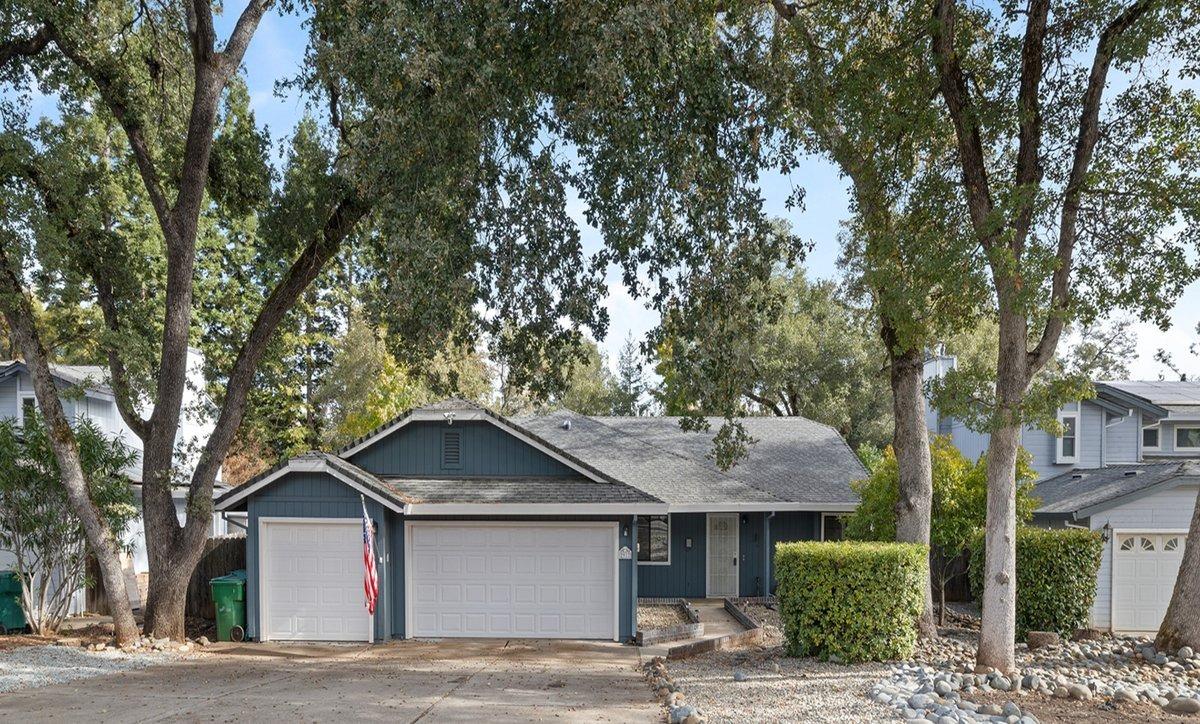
[{"left": 707, "top": 514, "right": 739, "bottom": 597}]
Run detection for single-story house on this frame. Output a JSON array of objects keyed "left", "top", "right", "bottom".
[
  {"left": 1034, "top": 460, "right": 1199, "bottom": 635},
  {"left": 214, "top": 399, "right": 863, "bottom": 643}
]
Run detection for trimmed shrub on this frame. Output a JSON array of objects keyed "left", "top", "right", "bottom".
[
  {"left": 775, "top": 541, "right": 927, "bottom": 662},
  {"left": 969, "top": 527, "right": 1103, "bottom": 639}
]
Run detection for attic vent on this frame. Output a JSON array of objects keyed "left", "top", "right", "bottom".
[
  {"left": 1124, "top": 470, "right": 1140, "bottom": 477},
  {"left": 561, "top": 418, "right": 572, "bottom": 431},
  {"left": 1071, "top": 473, "right": 1085, "bottom": 480},
  {"left": 441, "top": 430, "right": 462, "bottom": 469}
]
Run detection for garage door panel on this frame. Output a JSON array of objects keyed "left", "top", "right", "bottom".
[
  {"left": 1113, "top": 532, "right": 1186, "bottom": 634},
  {"left": 408, "top": 523, "right": 616, "bottom": 639},
  {"left": 263, "top": 521, "right": 371, "bottom": 642}
]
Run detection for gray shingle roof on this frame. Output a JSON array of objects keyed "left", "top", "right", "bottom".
[
  {"left": 517, "top": 411, "right": 864, "bottom": 506},
  {"left": 1102, "top": 380, "right": 1200, "bottom": 407},
  {"left": 0, "top": 361, "right": 111, "bottom": 392},
  {"left": 382, "top": 476, "right": 659, "bottom": 505},
  {"left": 1034, "top": 461, "right": 1200, "bottom": 515}
]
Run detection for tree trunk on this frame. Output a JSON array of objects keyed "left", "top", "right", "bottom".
[
  {"left": 0, "top": 264, "right": 139, "bottom": 645},
  {"left": 1155, "top": 487, "right": 1200, "bottom": 652},
  {"left": 887, "top": 341, "right": 937, "bottom": 639}
]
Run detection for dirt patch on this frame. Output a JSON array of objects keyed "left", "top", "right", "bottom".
[
  {"left": 0, "top": 623, "right": 116, "bottom": 652},
  {"left": 638, "top": 604, "right": 690, "bottom": 631},
  {"left": 966, "top": 689, "right": 1191, "bottom": 723}
]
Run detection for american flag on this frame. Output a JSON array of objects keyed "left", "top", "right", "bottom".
[{"left": 361, "top": 497, "right": 379, "bottom": 615}]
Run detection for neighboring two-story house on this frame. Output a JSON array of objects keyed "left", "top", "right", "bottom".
[
  {"left": 0, "top": 349, "right": 226, "bottom": 611},
  {"left": 926, "top": 354, "right": 1200, "bottom": 635}
]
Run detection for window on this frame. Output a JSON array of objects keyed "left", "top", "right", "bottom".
[
  {"left": 1176, "top": 426, "right": 1200, "bottom": 451},
  {"left": 636, "top": 515, "right": 670, "bottom": 564},
  {"left": 1056, "top": 412, "right": 1079, "bottom": 464},
  {"left": 1119, "top": 536, "right": 1136, "bottom": 551},
  {"left": 1140, "top": 537, "right": 1155, "bottom": 552},
  {"left": 1165, "top": 537, "right": 1180, "bottom": 552},
  {"left": 821, "top": 513, "right": 845, "bottom": 542},
  {"left": 1142, "top": 425, "right": 1160, "bottom": 451},
  {"left": 440, "top": 429, "right": 462, "bottom": 469},
  {"left": 20, "top": 396, "right": 36, "bottom": 422}
]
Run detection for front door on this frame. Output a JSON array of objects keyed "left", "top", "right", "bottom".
[{"left": 706, "top": 513, "right": 739, "bottom": 597}]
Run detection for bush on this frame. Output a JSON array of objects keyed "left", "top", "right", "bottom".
[
  {"left": 969, "top": 527, "right": 1103, "bottom": 639},
  {"left": 775, "top": 541, "right": 928, "bottom": 662}
]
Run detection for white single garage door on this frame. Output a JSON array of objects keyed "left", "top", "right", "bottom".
[
  {"left": 407, "top": 522, "right": 617, "bottom": 640},
  {"left": 1112, "top": 532, "right": 1186, "bottom": 634},
  {"left": 261, "top": 519, "right": 372, "bottom": 642}
]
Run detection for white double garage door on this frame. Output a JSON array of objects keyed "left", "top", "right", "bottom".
[{"left": 261, "top": 520, "right": 617, "bottom": 642}]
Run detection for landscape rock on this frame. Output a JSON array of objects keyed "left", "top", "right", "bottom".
[
  {"left": 1166, "top": 697, "right": 1200, "bottom": 715},
  {"left": 1067, "top": 683, "right": 1092, "bottom": 700},
  {"left": 1026, "top": 632, "right": 1061, "bottom": 650}
]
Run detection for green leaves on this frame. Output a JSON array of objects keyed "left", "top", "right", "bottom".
[
  {"left": 844, "top": 436, "right": 1040, "bottom": 552},
  {"left": 969, "top": 527, "right": 1104, "bottom": 639},
  {"left": 775, "top": 541, "right": 929, "bottom": 662}
]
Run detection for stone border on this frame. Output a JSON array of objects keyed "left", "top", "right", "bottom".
[
  {"left": 636, "top": 600, "right": 704, "bottom": 646},
  {"left": 663, "top": 598, "right": 762, "bottom": 660}
]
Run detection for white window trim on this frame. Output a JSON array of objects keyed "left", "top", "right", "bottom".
[
  {"left": 1142, "top": 423, "right": 1161, "bottom": 452},
  {"left": 636, "top": 514, "right": 671, "bottom": 566},
  {"left": 1056, "top": 411, "right": 1080, "bottom": 464},
  {"left": 1176, "top": 425, "right": 1200, "bottom": 451},
  {"left": 821, "top": 513, "right": 844, "bottom": 541},
  {"left": 16, "top": 392, "right": 36, "bottom": 425}
]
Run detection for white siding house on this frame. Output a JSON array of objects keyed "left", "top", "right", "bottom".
[
  {"left": 925, "top": 355, "right": 1199, "bottom": 634},
  {"left": 0, "top": 349, "right": 225, "bottom": 612}
]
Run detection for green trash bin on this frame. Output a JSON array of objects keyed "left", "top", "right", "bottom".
[
  {"left": 210, "top": 569, "right": 247, "bottom": 642},
  {"left": 0, "top": 571, "right": 27, "bottom": 634}
]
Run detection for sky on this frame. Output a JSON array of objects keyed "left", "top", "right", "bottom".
[{"left": 23, "top": 6, "right": 1200, "bottom": 380}]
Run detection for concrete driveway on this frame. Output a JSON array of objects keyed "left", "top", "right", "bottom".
[{"left": 0, "top": 639, "right": 659, "bottom": 722}]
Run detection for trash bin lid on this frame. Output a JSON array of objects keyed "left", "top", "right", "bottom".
[{"left": 210, "top": 569, "right": 248, "bottom": 585}]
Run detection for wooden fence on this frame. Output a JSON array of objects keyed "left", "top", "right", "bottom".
[{"left": 185, "top": 534, "right": 247, "bottom": 620}]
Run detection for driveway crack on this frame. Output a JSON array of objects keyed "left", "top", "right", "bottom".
[{"left": 408, "top": 641, "right": 509, "bottom": 724}]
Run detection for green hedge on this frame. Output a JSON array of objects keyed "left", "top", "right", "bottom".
[
  {"left": 775, "top": 541, "right": 927, "bottom": 662},
  {"left": 969, "top": 527, "right": 1103, "bottom": 639}
]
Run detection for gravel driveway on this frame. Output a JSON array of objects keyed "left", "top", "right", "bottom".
[
  {"left": 0, "top": 645, "right": 182, "bottom": 694},
  {"left": 667, "top": 647, "right": 896, "bottom": 722}
]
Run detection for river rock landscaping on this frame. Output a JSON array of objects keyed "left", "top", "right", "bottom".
[
  {"left": 872, "top": 633, "right": 1200, "bottom": 722},
  {"left": 0, "top": 644, "right": 186, "bottom": 694}
]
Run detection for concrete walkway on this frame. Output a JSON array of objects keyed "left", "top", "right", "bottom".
[
  {"left": 0, "top": 639, "right": 659, "bottom": 723},
  {"left": 640, "top": 599, "right": 748, "bottom": 659}
]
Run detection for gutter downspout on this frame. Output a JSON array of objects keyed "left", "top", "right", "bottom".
[
  {"left": 763, "top": 512, "right": 775, "bottom": 597},
  {"left": 221, "top": 511, "right": 248, "bottom": 532}
]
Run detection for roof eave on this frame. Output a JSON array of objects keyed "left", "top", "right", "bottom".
[{"left": 1095, "top": 383, "right": 1169, "bottom": 419}]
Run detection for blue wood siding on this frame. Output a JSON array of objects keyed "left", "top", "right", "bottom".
[
  {"left": 638, "top": 511, "right": 823, "bottom": 598},
  {"left": 739, "top": 512, "right": 766, "bottom": 596},
  {"left": 242, "top": 471, "right": 636, "bottom": 642},
  {"left": 245, "top": 471, "right": 391, "bottom": 642},
  {"left": 348, "top": 420, "right": 578, "bottom": 477},
  {"left": 768, "top": 511, "right": 821, "bottom": 592},
  {"left": 637, "top": 513, "right": 707, "bottom": 597}
]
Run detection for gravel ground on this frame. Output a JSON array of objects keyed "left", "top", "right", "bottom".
[
  {"left": 667, "top": 647, "right": 896, "bottom": 722},
  {"left": 638, "top": 604, "right": 690, "bottom": 631},
  {"left": 0, "top": 645, "right": 184, "bottom": 694}
]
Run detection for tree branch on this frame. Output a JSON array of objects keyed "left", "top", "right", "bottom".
[
  {"left": 1028, "top": 0, "right": 1159, "bottom": 371},
  {"left": 5, "top": 150, "right": 151, "bottom": 440},
  {"left": 182, "top": 192, "right": 370, "bottom": 543},
  {"left": 47, "top": 28, "right": 172, "bottom": 232},
  {"left": 0, "top": 23, "right": 52, "bottom": 69},
  {"left": 744, "top": 389, "right": 785, "bottom": 416},
  {"left": 1011, "top": 0, "right": 1050, "bottom": 247},
  {"left": 930, "top": 0, "right": 996, "bottom": 243},
  {"left": 220, "top": 0, "right": 272, "bottom": 78}
]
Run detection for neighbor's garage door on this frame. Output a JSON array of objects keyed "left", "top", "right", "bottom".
[
  {"left": 1112, "top": 532, "right": 1186, "bottom": 634},
  {"left": 261, "top": 519, "right": 372, "bottom": 642},
  {"left": 407, "top": 522, "right": 617, "bottom": 640}
]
